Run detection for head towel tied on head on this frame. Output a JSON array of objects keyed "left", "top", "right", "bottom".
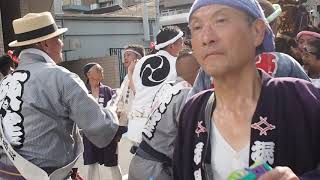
[
  {"left": 83, "top": 63, "right": 98, "bottom": 77},
  {"left": 188, "top": 0, "right": 275, "bottom": 54},
  {"left": 155, "top": 31, "right": 184, "bottom": 50},
  {"left": 296, "top": 31, "right": 320, "bottom": 40}
]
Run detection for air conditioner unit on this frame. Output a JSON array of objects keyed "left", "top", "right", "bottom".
[
  {"left": 90, "top": 3, "right": 99, "bottom": 10},
  {"left": 64, "top": 39, "right": 81, "bottom": 51},
  {"left": 98, "top": 0, "right": 113, "bottom": 3}
]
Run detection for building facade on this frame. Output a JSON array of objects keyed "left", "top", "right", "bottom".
[
  {"left": 158, "top": 0, "right": 194, "bottom": 39},
  {"left": 0, "top": 0, "right": 155, "bottom": 86},
  {"left": 56, "top": 15, "right": 155, "bottom": 61}
]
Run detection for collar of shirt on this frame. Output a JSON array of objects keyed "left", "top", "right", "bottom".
[
  {"left": 157, "top": 50, "right": 176, "bottom": 60},
  {"left": 19, "top": 48, "right": 56, "bottom": 64}
]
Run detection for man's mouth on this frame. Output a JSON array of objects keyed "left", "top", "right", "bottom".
[{"left": 204, "top": 51, "right": 224, "bottom": 60}]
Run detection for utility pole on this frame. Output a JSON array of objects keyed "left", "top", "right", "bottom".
[
  {"left": 155, "top": 0, "right": 160, "bottom": 33},
  {"left": 142, "top": 0, "right": 150, "bottom": 41}
]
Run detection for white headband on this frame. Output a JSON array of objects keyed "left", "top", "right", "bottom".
[
  {"left": 155, "top": 31, "right": 184, "bottom": 50},
  {"left": 124, "top": 49, "right": 143, "bottom": 57},
  {"left": 87, "top": 66, "right": 95, "bottom": 73},
  {"left": 87, "top": 64, "right": 102, "bottom": 74},
  {"left": 267, "top": 4, "right": 282, "bottom": 23}
]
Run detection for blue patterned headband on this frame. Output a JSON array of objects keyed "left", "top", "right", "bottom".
[{"left": 188, "top": 0, "right": 275, "bottom": 54}]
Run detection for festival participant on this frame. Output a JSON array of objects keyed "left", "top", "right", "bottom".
[
  {"left": 0, "top": 12, "right": 119, "bottom": 179},
  {"left": 173, "top": 0, "right": 320, "bottom": 180},
  {"left": 296, "top": 31, "right": 320, "bottom": 56},
  {"left": 109, "top": 44, "right": 145, "bottom": 127},
  {"left": 127, "top": 26, "right": 183, "bottom": 149},
  {"left": 301, "top": 39, "right": 320, "bottom": 87},
  {"left": 187, "top": 0, "right": 309, "bottom": 99},
  {"left": 82, "top": 63, "right": 126, "bottom": 180},
  {"left": 0, "top": 50, "right": 20, "bottom": 80},
  {"left": 128, "top": 49, "right": 199, "bottom": 180},
  {"left": 297, "top": 30, "right": 320, "bottom": 74}
]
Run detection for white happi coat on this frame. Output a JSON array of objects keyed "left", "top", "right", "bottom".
[{"left": 128, "top": 50, "right": 177, "bottom": 143}]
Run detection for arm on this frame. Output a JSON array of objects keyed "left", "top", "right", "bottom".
[
  {"left": 128, "top": 59, "right": 137, "bottom": 95},
  {"left": 105, "top": 86, "right": 128, "bottom": 140},
  {"left": 63, "top": 73, "right": 118, "bottom": 148}
]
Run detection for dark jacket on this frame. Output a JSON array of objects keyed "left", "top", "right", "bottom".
[
  {"left": 83, "top": 84, "right": 127, "bottom": 166},
  {"left": 173, "top": 71, "right": 320, "bottom": 180}
]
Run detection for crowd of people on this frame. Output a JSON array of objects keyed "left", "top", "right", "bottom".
[{"left": 0, "top": 0, "right": 319, "bottom": 180}]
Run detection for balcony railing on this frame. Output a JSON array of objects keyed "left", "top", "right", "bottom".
[
  {"left": 160, "top": 8, "right": 190, "bottom": 16},
  {"left": 98, "top": 0, "right": 114, "bottom": 3},
  {"left": 62, "top": 4, "right": 90, "bottom": 11}
]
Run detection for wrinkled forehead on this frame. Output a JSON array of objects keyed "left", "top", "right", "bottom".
[
  {"left": 298, "top": 35, "right": 317, "bottom": 42},
  {"left": 190, "top": 4, "right": 247, "bottom": 23},
  {"left": 124, "top": 48, "right": 142, "bottom": 58},
  {"left": 124, "top": 49, "right": 137, "bottom": 55},
  {"left": 90, "top": 64, "right": 103, "bottom": 72}
]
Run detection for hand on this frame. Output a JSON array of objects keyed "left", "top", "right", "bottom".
[
  {"left": 258, "top": 166, "right": 299, "bottom": 180},
  {"left": 128, "top": 59, "right": 137, "bottom": 73},
  {"left": 78, "top": 129, "right": 83, "bottom": 137},
  {"left": 114, "top": 135, "right": 122, "bottom": 142}
]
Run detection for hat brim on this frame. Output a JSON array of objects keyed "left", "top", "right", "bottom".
[{"left": 8, "top": 28, "right": 68, "bottom": 47}]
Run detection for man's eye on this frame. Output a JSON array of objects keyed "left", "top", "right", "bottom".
[
  {"left": 191, "top": 25, "right": 202, "bottom": 31},
  {"left": 216, "top": 18, "right": 226, "bottom": 24}
]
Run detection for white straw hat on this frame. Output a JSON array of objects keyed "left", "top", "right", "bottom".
[{"left": 9, "top": 12, "right": 68, "bottom": 47}]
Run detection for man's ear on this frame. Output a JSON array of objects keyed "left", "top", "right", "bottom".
[
  {"left": 38, "top": 41, "right": 48, "bottom": 50},
  {"left": 252, "top": 19, "right": 266, "bottom": 48}
]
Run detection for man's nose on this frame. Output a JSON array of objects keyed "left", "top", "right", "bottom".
[
  {"left": 202, "top": 24, "right": 218, "bottom": 46},
  {"left": 60, "top": 39, "right": 64, "bottom": 48}
]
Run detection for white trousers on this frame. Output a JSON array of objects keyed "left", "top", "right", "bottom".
[{"left": 86, "top": 163, "right": 122, "bottom": 180}]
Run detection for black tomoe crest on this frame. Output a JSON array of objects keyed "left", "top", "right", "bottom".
[{"left": 140, "top": 55, "right": 170, "bottom": 87}]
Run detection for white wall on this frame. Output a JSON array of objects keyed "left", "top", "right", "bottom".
[{"left": 56, "top": 16, "right": 155, "bottom": 61}]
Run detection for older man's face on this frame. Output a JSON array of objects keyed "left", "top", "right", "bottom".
[
  {"left": 44, "top": 36, "right": 64, "bottom": 64},
  {"left": 189, "top": 5, "right": 265, "bottom": 77}
]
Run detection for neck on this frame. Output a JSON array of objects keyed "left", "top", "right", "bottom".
[
  {"left": 214, "top": 65, "right": 262, "bottom": 110},
  {"left": 89, "top": 80, "right": 100, "bottom": 89},
  {"left": 309, "top": 71, "right": 320, "bottom": 79},
  {"left": 163, "top": 48, "right": 177, "bottom": 57}
]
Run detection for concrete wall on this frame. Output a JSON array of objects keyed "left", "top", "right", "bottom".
[
  {"left": 60, "top": 55, "right": 121, "bottom": 88},
  {"left": 55, "top": 15, "right": 155, "bottom": 61}
]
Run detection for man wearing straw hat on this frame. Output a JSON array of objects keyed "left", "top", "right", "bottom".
[{"left": 0, "top": 12, "right": 119, "bottom": 179}]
